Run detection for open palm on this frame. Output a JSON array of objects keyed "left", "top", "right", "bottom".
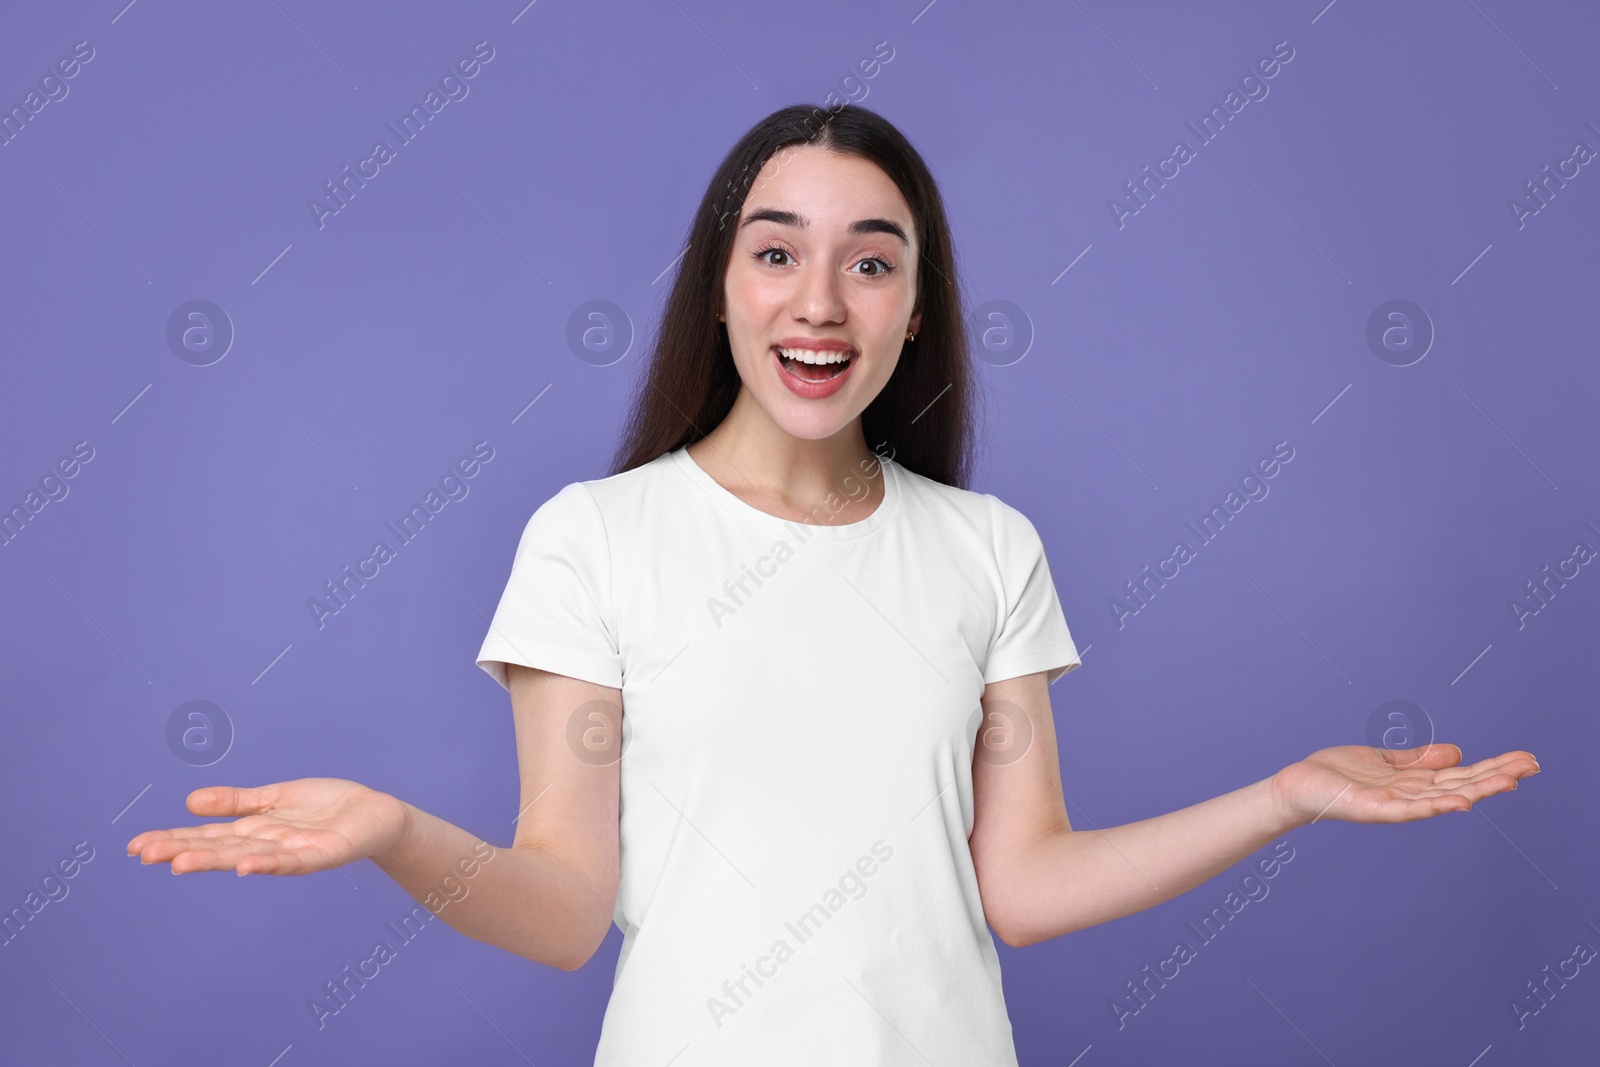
[
  {"left": 126, "top": 778, "right": 409, "bottom": 876},
  {"left": 1272, "top": 743, "right": 1540, "bottom": 825}
]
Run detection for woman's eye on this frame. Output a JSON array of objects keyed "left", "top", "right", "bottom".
[{"left": 753, "top": 247, "right": 896, "bottom": 275}]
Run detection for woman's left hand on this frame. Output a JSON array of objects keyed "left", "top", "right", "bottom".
[{"left": 1270, "top": 743, "right": 1540, "bottom": 826}]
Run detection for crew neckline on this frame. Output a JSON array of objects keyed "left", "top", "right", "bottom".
[{"left": 670, "top": 445, "right": 901, "bottom": 541}]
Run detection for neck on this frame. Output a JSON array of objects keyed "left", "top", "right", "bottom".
[{"left": 685, "top": 393, "right": 886, "bottom": 524}]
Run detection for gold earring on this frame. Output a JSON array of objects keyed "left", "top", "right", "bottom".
[{"left": 905, "top": 330, "right": 915, "bottom": 342}]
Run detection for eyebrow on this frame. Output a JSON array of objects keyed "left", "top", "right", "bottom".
[{"left": 739, "top": 207, "right": 910, "bottom": 247}]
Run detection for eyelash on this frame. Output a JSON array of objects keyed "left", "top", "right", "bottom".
[{"left": 752, "top": 244, "right": 899, "bottom": 277}]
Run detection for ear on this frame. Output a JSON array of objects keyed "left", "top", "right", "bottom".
[{"left": 908, "top": 307, "right": 922, "bottom": 335}]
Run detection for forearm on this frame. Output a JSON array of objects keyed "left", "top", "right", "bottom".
[
  {"left": 371, "top": 801, "right": 610, "bottom": 970},
  {"left": 999, "top": 774, "right": 1307, "bottom": 947}
]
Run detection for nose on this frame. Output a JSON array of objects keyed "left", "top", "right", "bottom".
[{"left": 791, "top": 260, "right": 846, "bottom": 326}]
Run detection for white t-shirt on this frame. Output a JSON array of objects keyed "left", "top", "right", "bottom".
[{"left": 476, "top": 445, "right": 1081, "bottom": 1065}]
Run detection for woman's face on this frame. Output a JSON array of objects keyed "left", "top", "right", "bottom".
[{"left": 721, "top": 145, "right": 922, "bottom": 443}]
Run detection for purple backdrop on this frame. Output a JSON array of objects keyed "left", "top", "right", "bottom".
[{"left": 2, "top": 0, "right": 1595, "bottom": 1063}]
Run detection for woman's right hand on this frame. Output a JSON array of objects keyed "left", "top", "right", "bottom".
[{"left": 126, "top": 778, "right": 412, "bottom": 876}]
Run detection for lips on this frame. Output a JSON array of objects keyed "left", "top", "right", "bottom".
[
  {"left": 773, "top": 345, "right": 854, "bottom": 382},
  {"left": 771, "top": 344, "right": 855, "bottom": 399}
]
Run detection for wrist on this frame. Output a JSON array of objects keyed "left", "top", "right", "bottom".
[
  {"left": 372, "top": 794, "right": 421, "bottom": 868},
  {"left": 1262, "top": 766, "right": 1313, "bottom": 833}
]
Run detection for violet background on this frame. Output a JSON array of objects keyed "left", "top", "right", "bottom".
[{"left": 2, "top": 1, "right": 1596, "bottom": 1064}]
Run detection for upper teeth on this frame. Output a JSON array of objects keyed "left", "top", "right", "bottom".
[{"left": 776, "top": 346, "right": 852, "bottom": 365}]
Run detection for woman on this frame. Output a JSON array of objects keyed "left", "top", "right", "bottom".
[{"left": 126, "top": 104, "right": 1539, "bottom": 1063}]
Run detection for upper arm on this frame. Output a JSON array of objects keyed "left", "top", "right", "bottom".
[
  {"left": 968, "top": 669, "right": 1073, "bottom": 945},
  {"left": 505, "top": 662, "right": 622, "bottom": 943},
  {"left": 970, "top": 494, "right": 1082, "bottom": 944}
]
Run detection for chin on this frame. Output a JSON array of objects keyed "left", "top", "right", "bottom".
[
  {"left": 754, "top": 394, "right": 853, "bottom": 438},
  {"left": 746, "top": 355, "right": 891, "bottom": 439},
  {"left": 768, "top": 412, "right": 854, "bottom": 441}
]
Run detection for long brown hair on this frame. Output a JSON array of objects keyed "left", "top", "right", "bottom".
[{"left": 607, "top": 103, "right": 984, "bottom": 489}]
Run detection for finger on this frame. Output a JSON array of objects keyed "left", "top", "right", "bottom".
[
  {"left": 135, "top": 832, "right": 266, "bottom": 864},
  {"left": 139, "top": 831, "right": 276, "bottom": 857},
  {"left": 1370, "top": 765, "right": 1521, "bottom": 808},
  {"left": 1374, "top": 773, "right": 1523, "bottom": 817},
  {"left": 186, "top": 784, "right": 280, "bottom": 818},
  {"left": 170, "top": 837, "right": 289, "bottom": 875},
  {"left": 1432, "top": 751, "right": 1540, "bottom": 785},
  {"left": 1361, "top": 792, "right": 1472, "bottom": 823},
  {"left": 1435, "top": 763, "right": 1534, "bottom": 793},
  {"left": 128, "top": 818, "right": 271, "bottom": 854},
  {"left": 1440, "top": 772, "right": 1524, "bottom": 806},
  {"left": 1378, "top": 743, "right": 1462, "bottom": 771},
  {"left": 1386, "top": 776, "right": 1466, "bottom": 797},
  {"left": 129, "top": 819, "right": 259, "bottom": 851},
  {"left": 127, "top": 830, "right": 161, "bottom": 854},
  {"left": 235, "top": 846, "right": 330, "bottom": 877},
  {"left": 127, "top": 826, "right": 217, "bottom": 854}
]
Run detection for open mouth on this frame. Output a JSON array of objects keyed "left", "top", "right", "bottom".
[{"left": 774, "top": 345, "right": 854, "bottom": 382}]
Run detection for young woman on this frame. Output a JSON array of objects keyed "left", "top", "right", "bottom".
[{"left": 126, "top": 104, "right": 1539, "bottom": 1064}]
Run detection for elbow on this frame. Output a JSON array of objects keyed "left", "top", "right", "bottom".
[
  {"left": 979, "top": 860, "right": 1043, "bottom": 949},
  {"left": 546, "top": 930, "right": 591, "bottom": 971},
  {"left": 979, "top": 827, "right": 1079, "bottom": 949},
  {"left": 986, "top": 897, "right": 1038, "bottom": 950},
  {"left": 994, "top": 925, "right": 1028, "bottom": 950},
  {"left": 1001, "top": 929, "right": 1035, "bottom": 951},
  {"left": 553, "top": 949, "right": 592, "bottom": 972},
  {"left": 501, "top": 927, "right": 595, "bottom": 972},
  {"left": 996, "top": 905, "right": 1098, "bottom": 948},
  {"left": 992, "top": 914, "right": 1042, "bottom": 950},
  {"left": 539, "top": 924, "right": 604, "bottom": 972},
  {"left": 514, "top": 842, "right": 617, "bottom": 972},
  {"left": 549, "top": 911, "right": 613, "bottom": 972},
  {"left": 561, "top": 889, "right": 622, "bottom": 971},
  {"left": 993, "top": 911, "right": 1075, "bottom": 949},
  {"left": 983, "top": 865, "right": 1075, "bottom": 949}
]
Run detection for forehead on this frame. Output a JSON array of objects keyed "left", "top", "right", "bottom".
[{"left": 741, "top": 146, "right": 913, "bottom": 235}]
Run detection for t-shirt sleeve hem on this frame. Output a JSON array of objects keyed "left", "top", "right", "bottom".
[
  {"left": 982, "top": 641, "right": 1082, "bottom": 686},
  {"left": 476, "top": 638, "right": 623, "bottom": 692}
]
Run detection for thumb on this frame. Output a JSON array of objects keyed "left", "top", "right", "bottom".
[
  {"left": 187, "top": 784, "right": 278, "bottom": 817},
  {"left": 1379, "top": 742, "right": 1462, "bottom": 771}
]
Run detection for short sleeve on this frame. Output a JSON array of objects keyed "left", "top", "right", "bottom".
[
  {"left": 982, "top": 494, "right": 1082, "bottom": 686},
  {"left": 475, "top": 482, "right": 623, "bottom": 692}
]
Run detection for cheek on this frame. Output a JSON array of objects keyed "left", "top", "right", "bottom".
[
  {"left": 734, "top": 336, "right": 781, "bottom": 389},
  {"left": 865, "top": 348, "right": 902, "bottom": 388},
  {"left": 726, "top": 291, "right": 784, "bottom": 338}
]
